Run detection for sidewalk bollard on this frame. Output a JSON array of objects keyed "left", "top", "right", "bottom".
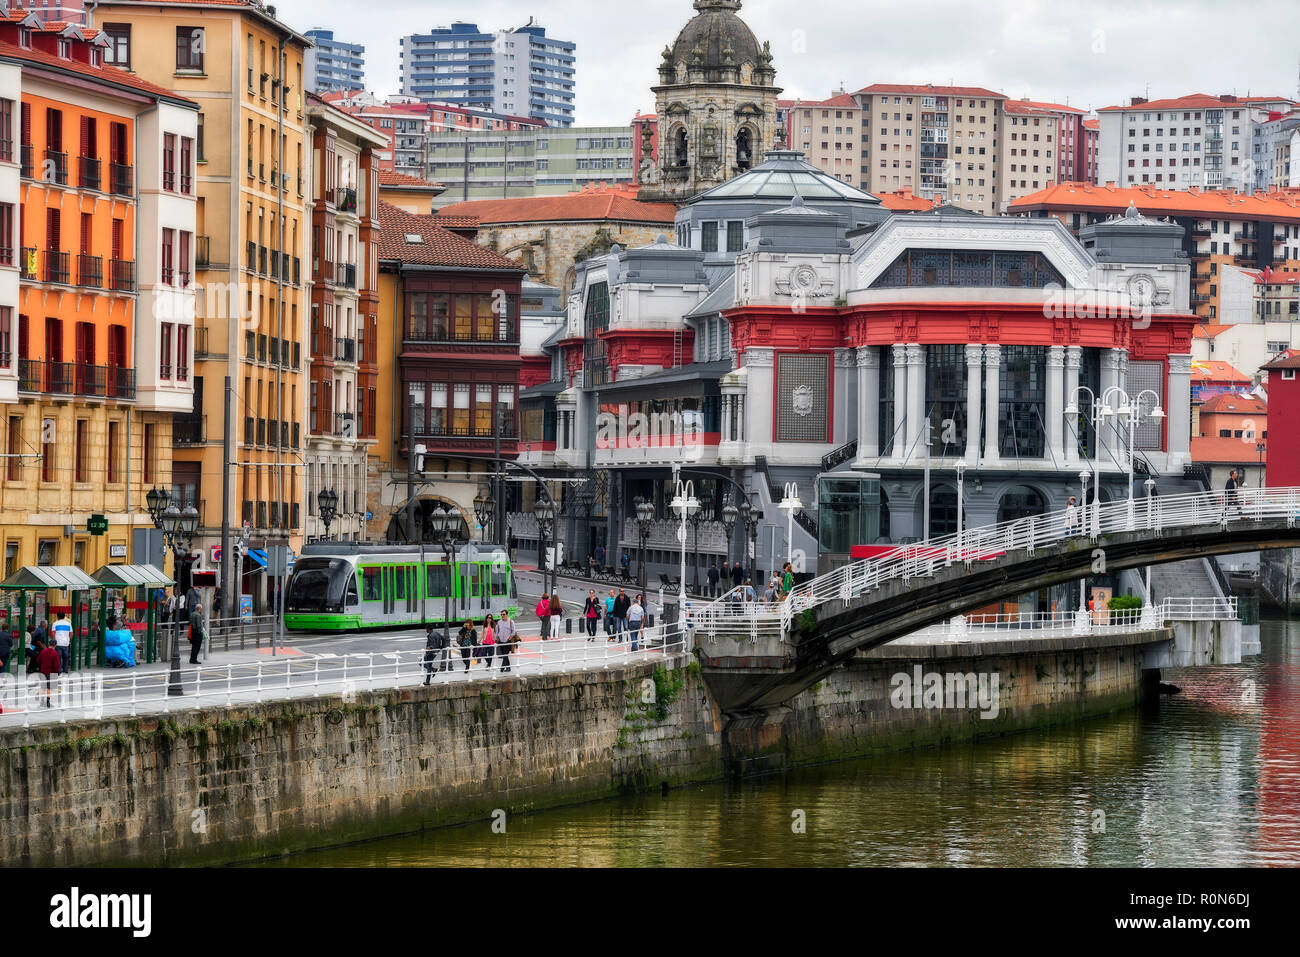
[{"left": 566, "top": 618, "right": 572, "bottom": 634}]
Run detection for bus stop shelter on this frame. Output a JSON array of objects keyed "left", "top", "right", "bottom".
[
  {"left": 1, "top": 564, "right": 172, "bottom": 674},
  {"left": 90, "top": 564, "right": 174, "bottom": 667}
]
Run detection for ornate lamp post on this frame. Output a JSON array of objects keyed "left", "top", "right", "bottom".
[
  {"left": 1112, "top": 388, "right": 1165, "bottom": 530},
  {"left": 635, "top": 497, "right": 655, "bottom": 596},
  {"left": 147, "top": 488, "right": 198, "bottom": 696},
  {"left": 473, "top": 488, "right": 496, "bottom": 543},
  {"left": 688, "top": 489, "right": 711, "bottom": 592},
  {"left": 1066, "top": 387, "right": 1111, "bottom": 538},
  {"left": 670, "top": 477, "right": 700, "bottom": 613},
  {"left": 430, "top": 505, "right": 460, "bottom": 656},
  {"left": 720, "top": 500, "right": 739, "bottom": 595},
  {"left": 317, "top": 487, "right": 338, "bottom": 542},
  {"left": 778, "top": 481, "right": 802, "bottom": 569},
  {"left": 534, "top": 499, "right": 557, "bottom": 597}
]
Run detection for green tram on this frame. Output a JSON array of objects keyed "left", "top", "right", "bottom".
[{"left": 283, "top": 542, "right": 519, "bottom": 632}]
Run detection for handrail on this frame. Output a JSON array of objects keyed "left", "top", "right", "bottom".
[{"left": 690, "top": 487, "right": 1300, "bottom": 636}]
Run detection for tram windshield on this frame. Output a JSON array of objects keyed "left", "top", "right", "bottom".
[{"left": 286, "top": 558, "right": 356, "bottom": 612}]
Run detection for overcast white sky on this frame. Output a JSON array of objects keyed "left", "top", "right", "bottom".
[{"left": 276, "top": 0, "right": 1300, "bottom": 124}]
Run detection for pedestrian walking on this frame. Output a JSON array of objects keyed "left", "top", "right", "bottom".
[
  {"left": 707, "top": 561, "right": 720, "bottom": 597},
  {"left": 423, "top": 626, "right": 444, "bottom": 685},
  {"left": 731, "top": 561, "right": 745, "bottom": 589},
  {"left": 496, "top": 611, "right": 517, "bottom": 673},
  {"left": 594, "top": 544, "right": 606, "bottom": 569},
  {"left": 743, "top": 578, "right": 757, "bottom": 603},
  {"left": 0, "top": 629, "right": 12, "bottom": 673},
  {"left": 604, "top": 589, "right": 617, "bottom": 637},
  {"left": 457, "top": 619, "right": 477, "bottom": 672},
  {"left": 1064, "top": 496, "right": 1080, "bottom": 535},
  {"left": 1224, "top": 469, "right": 1241, "bottom": 519},
  {"left": 612, "top": 588, "right": 630, "bottom": 641},
  {"left": 50, "top": 612, "right": 72, "bottom": 674},
  {"left": 188, "top": 601, "right": 206, "bottom": 664},
  {"left": 620, "top": 551, "right": 631, "bottom": 577},
  {"left": 159, "top": 590, "right": 172, "bottom": 626},
  {"left": 627, "top": 595, "right": 645, "bottom": 651},
  {"left": 212, "top": 586, "right": 225, "bottom": 621},
  {"left": 583, "top": 589, "right": 601, "bottom": 640},
  {"left": 781, "top": 563, "right": 795, "bottom": 596},
  {"left": 479, "top": 615, "right": 496, "bottom": 668},
  {"left": 36, "top": 639, "right": 60, "bottom": 707},
  {"left": 175, "top": 587, "right": 188, "bottom": 625},
  {"left": 548, "top": 593, "right": 563, "bottom": 639},
  {"left": 536, "top": 593, "right": 551, "bottom": 640}
]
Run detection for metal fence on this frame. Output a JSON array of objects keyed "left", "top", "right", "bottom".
[{"left": 0, "top": 628, "right": 691, "bottom": 727}]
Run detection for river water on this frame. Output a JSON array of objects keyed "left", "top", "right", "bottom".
[{"left": 262, "top": 618, "right": 1300, "bottom": 868}]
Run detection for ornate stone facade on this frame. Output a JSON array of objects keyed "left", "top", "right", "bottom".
[{"left": 640, "top": 1, "right": 781, "bottom": 202}]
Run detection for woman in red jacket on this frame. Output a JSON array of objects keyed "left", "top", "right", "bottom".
[
  {"left": 536, "top": 593, "right": 551, "bottom": 640},
  {"left": 36, "top": 639, "right": 61, "bottom": 708}
]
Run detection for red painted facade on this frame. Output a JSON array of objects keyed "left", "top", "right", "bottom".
[{"left": 1265, "top": 366, "right": 1300, "bottom": 487}]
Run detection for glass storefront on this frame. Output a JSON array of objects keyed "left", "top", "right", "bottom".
[{"left": 818, "top": 474, "right": 882, "bottom": 554}]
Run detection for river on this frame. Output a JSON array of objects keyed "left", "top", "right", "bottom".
[{"left": 259, "top": 618, "right": 1300, "bottom": 867}]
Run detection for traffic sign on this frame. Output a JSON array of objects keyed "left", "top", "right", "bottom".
[{"left": 87, "top": 514, "right": 108, "bottom": 535}]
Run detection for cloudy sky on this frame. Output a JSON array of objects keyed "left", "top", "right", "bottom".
[{"left": 275, "top": 0, "right": 1299, "bottom": 123}]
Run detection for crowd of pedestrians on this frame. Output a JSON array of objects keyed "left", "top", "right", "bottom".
[{"left": 423, "top": 609, "right": 521, "bottom": 683}]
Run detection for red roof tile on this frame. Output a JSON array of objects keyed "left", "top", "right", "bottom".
[
  {"left": 1192, "top": 323, "right": 1233, "bottom": 339},
  {"left": 1003, "top": 98, "right": 1086, "bottom": 115},
  {"left": 428, "top": 213, "right": 480, "bottom": 229},
  {"left": 1082, "top": 118, "right": 1099, "bottom": 130},
  {"left": 0, "top": 38, "right": 197, "bottom": 104},
  {"left": 435, "top": 190, "right": 676, "bottom": 226},
  {"left": 1262, "top": 349, "right": 1300, "bottom": 370},
  {"left": 875, "top": 189, "right": 940, "bottom": 212},
  {"left": 378, "top": 169, "right": 442, "bottom": 191},
  {"left": 855, "top": 83, "right": 1005, "bottom": 99},
  {"left": 1011, "top": 181, "right": 1300, "bottom": 223},
  {"left": 784, "top": 93, "right": 859, "bottom": 110},
  {"left": 376, "top": 202, "right": 522, "bottom": 271},
  {"left": 1191, "top": 360, "right": 1252, "bottom": 383},
  {"left": 1098, "top": 93, "right": 1295, "bottom": 112},
  {"left": 1191, "top": 435, "right": 1266, "bottom": 463},
  {"left": 1199, "top": 393, "right": 1267, "bottom": 414}
]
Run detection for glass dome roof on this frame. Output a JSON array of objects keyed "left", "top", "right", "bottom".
[{"left": 684, "top": 150, "right": 882, "bottom": 206}]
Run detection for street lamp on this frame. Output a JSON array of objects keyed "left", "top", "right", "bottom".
[
  {"left": 534, "top": 498, "right": 557, "bottom": 597},
  {"left": 1112, "top": 388, "right": 1165, "bottom": 530},
  {"left": 147, "top": 489, "right": 198, "bottom": 696},
  {"left": 688, "top": 489, "right": 711, "bottom": 592},
  {"left": 635, "top": 497, "right": 655, "bottom": 596},
  {"left": 317, "top": 487, "right": 338, "bottom": 541},
  {"left": 430, "top": 505, "right": 460, "bottom": 664},
  {"left": 955, "top": 461, "right": 966, "bottom": 557},
  {"left": 1066, "top": 387, "right": 1109, "bottom": 537},
  {"left": 721, "top": 501, "right": 739, "bottom": 596},
  {"left": 670, "top": 477, "right": 699, "bottom": 612},
  {"left": 1078, "top": 469, "right": 1091, "bottom": 611},
  {"left": 778, "top": 481, "right": 801, "bottom": 569},
  {"left": 473, "top": 489, "right": 496, "bottom": 543}
]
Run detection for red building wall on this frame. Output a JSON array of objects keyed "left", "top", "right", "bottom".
[{"left": 1266, "top": 369, "right": 1300, "bottom": 486}]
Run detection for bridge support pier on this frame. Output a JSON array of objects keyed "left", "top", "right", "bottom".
[{"left": 721, "top": 706, "right": 793, "bottom": 778}]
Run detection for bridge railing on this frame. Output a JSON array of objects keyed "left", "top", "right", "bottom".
[
  {"left": 903, "top": 596, "right": 1240, "bottom": 642},
  {"left": 0, "top": 627, "right": 693, "bottom": 728},
  {"left": 694, "top": 486, "right": 1300, "bottom": 637}
]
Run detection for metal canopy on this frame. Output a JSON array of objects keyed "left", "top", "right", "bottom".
[
  {"left": 90, "top": 564, "right": 175, "bottom": 589},
  {"left": 0, "top": 565, "right": 101, "bottom": 591}
]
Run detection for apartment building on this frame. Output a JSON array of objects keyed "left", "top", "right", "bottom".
[
  {"left": 301, "top": 94, "right": 386, "bottom": 545},
  {"left": 853, "top": 83, "right": 1006, "bottom": 215},
  {"left": 1000, "top": 99, "right": 1096, "bottom": 210},
  {"left": 426, "top": 126, "right": 635, "bottom": 204},
  {"left": 781, "top": 92, "right": 861, "bottom": 186},
  {"left": 1096, "top": 94, "right": 1296, "bottom": 191},
  {"left": 0, "top": 10, "right": 197, "bottom": 576},
  {"left": 92, "top": 0, "right": 313, "bottom": 609},
  {"left": 1011, "top": 181, "right": 1300, "bottom": 323},
  {"left": 1253, "top": 109, "right": 1300, "bottom": 190},
  {"left": 398, "top": 19, "right": 575, "bottom": 128},
  {"left": 303, "top": 29, "right": 363, "bottom": 95}
]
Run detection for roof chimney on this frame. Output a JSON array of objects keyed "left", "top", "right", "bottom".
[{"left": 1130, "top": 96, "right": 1148, "bottom": 107}]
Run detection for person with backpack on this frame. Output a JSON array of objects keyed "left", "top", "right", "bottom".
[
  {"left": 627, "top": 594, "right": 645, "bottom": 651},
  {"left": 457, "top": 619, "right": 477, "bottom": 672},
  {"left": 496, "top": 610, "right": 518, "bottom": 673},
  {"left": 583, "top": 589, "right": 601, "bottom": 640},
  {"left": 536, "top": 593, "right": 551, "bottom": 640},
  {"left": 423, "top": 624, "right": 448, "bottom": 684}
]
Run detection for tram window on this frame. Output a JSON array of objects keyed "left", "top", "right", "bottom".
[
  {"left": 394, "top": 566, "right": 407, "bottom": 601},
  {"left": 469, "top": 565, "right": 479, "bottom": 596},
  {"left": 427, "top": 564, "right": 450, "bottom": 597},
  {"left": 490, "top": 567, "right": 509, "bottom": 596},
  {"left": 345, "top": 575, "right": 359, "bottom": 607},
  {"left": 362, "top": 567, "right": 381, "bottom": 601}
]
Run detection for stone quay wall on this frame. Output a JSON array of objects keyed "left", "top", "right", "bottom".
[{"left": 0, "top": 631, "right": 1160, "bottom": 866}]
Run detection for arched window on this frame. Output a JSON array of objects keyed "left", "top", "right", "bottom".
[
  {"left": 675, "top": 128, "right": 689, "bottom": 167},
  {"left": 997, "top": 486, "right": 1047, "bottom": 524},
  {"left": 736, "top": 127, "right": 753, "bottom": 169}
]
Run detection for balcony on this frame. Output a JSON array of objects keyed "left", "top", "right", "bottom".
[
  {"left": 74, "top": 363, "right": 106, "bottom": 398},
  {"left": 78, "top": 155, "right": 100, "bottom": 191},
  {"left": 333, "top": 337, "right": 356, "bottom": 363},
  {"left": 1192, "top": 292, "right": 1212, "bottom": 304},
  {"left": 110, "top": 162, "right": 132, "bottom": 196},
  {"left": 1234, "top": 254, "right": 1258, "bottom": 266},
  {"left": 77, "top": 254, "right": 103, "bottom": 288},
  {"left": 336, "top": 262, "right": 356, "bottom": 289},
  {"left": 256, "top": 418, "right": 266, "bottom": 446},
  {"left": 335, "top": 186, "right": 357, "bottom": 213},
  {"left": 411, "top": 420, "right": 519, "bottom": 441},
  {"left": 258, "top": 245, "right": 267, "bottom": 275},
  {"left": 42, "top": 249, "right": 70, "bottom": 285},
  {"left": 111, "top": 259, "right": 135, "bottom": 292},
  {"left": 1234, "top": 231, "right": 1257, "bottom": 243},
  {"left": 334, "top": 412, "right": 355, "bottom": 438},
  {"left": 1191, "top": 222, "right": 1212, "bottom": 235},
  {"left": 292, "top": 421, "right": 300, "bottom": 449},
  {"left": 293, "top": 257, "right": 301, "bottom": 285},
  {"left": 19, "top": 246, "right": 36, "bottom": 280},
  {"left": 196, "top": 235, "right": 210, "bottom": 268},
  {"left": 20, "top": 143, "right": 32, "bottom": 178},
  {"left": 44, "top": 149, "right": 67, "bottom": 186},
  {"left": 172, "top": 415, "right": 205, "bottom": 447},
  {"left": 244, "top": 416, "right": 254, "bottom": 447},
  {"left": 319, "top": 259, "right": 336, "bottom": 287},
  {"left": 109, "top": 367, "right": 136, "bottom": 399}
]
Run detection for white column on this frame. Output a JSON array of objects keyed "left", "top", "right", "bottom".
[
  {"left": 1100, "top": 348, "right": 1124, "bottom": 469},
  {"left": 964, "top": 344, "right": 983, "bottom": 464},
  {"left": 856, "top": 346, "right": 880, "bottom": 460},
  {"left": 904, "top": 344, "right": 926, "bottom": 463},
  {"left": 1064, "top": 345, "right": 1082, "bottom": 466},
  {"left": 891, "top": 344, "right": 907, "bottom": 460},
  {"left": 744, "top": 349, "right": 773, "bottom": 449},
  {"left": 983, "top": 344, "right": 1001, "bottom": 463},
  {"left": 1166, "top": 354, "right": 1192, "bottom": 466},
  {"left": 1047, "top": 345, "right": 1065, "bottom": 464}
]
